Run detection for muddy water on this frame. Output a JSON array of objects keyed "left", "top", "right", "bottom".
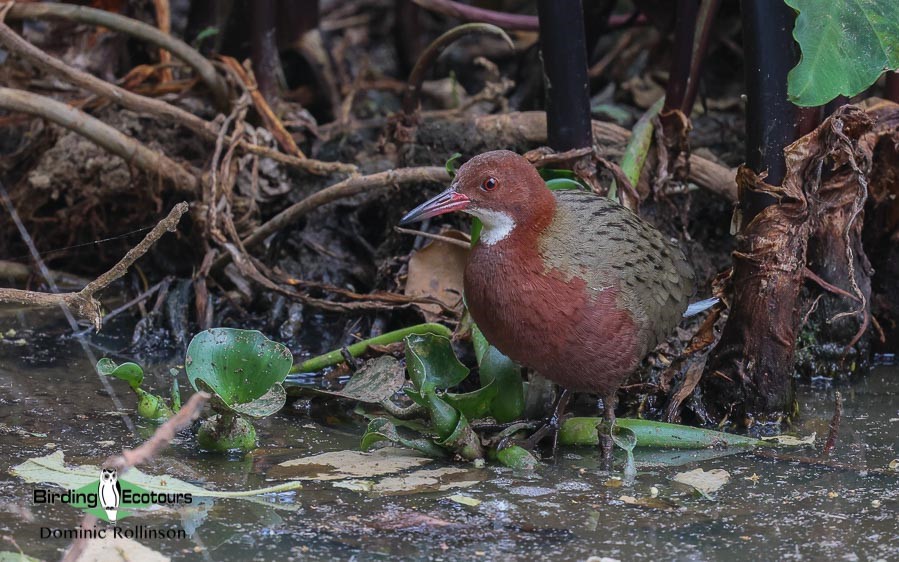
[{"left": 0, "top": 313, "right": 897, "bottom": 561}]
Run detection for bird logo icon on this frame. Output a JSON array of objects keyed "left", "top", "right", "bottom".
[{"left": 98, "top": 467, "right": 121, "bottom": 522}]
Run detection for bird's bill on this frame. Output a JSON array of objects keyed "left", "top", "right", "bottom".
[{"left": 399, "top": 185, "right": 471, "bottom": 225}]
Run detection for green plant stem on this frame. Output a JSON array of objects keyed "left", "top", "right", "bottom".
[
  {"left": 559, "top": 417, "right": 764, "bottom": 449},
  {"left": 292, "top": 323, "right": 452, "bottom": 373}
]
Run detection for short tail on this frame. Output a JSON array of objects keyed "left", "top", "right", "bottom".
[{"left": 683, "top": 297, "right": 719, "bottom": 317}]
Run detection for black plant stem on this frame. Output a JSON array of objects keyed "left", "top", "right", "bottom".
[
  {"left": 741, "top": 0, "right": 800, "bottom": 220},
  {"left": 682, "top": 0, "right": 719, "bottom": 114},
  {"left": 664, "top": 0, "right": 700, "bottom": 114},
  {"left": 537, "top": 0, "right": 592, "bottom": 151}
]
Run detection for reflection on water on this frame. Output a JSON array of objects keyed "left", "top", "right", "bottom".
[{"left": 0, "top": 314, "right": 897, "bottom": 561}]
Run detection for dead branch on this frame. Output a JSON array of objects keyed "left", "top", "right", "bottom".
[
  {"left": 821, "top": 391, "right": 843, "bottom": 459},
  {"left": 220, "top": 55, "right": 305, "bottom": 158},
  {"left": 412, "top": 0, "right": 540, "bottom": 30},
  {"left": 0, "top": 87, "right": 199, "bottom": 193},
  {"left": 4, "top": 1, "right": 229, "bottom": 109},
  {"left": 0, "top": 202, "right": 189, "bottom": 330},
  {"left": 0, "top": 20, "right": 355, "bottom": 177},
  {"left": 107, "top": 391, "right": 210, "bottom": 472},
  {"left": 402, "top": 23, "right": 514, "bottom": 117},
  {"left": 62, "top": 391, "right": 210, "bottom": 562},
  {"left": 213, "top": 166, "right": 449, "bottom": 271}
]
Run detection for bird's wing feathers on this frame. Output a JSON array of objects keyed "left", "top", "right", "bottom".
[{"left": 540, "top": 191, "right": 694, "bottom": 353}]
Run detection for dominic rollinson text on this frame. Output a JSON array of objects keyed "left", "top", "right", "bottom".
[{"left": 41, "top": 526, "right": 187, "bottom": 540}]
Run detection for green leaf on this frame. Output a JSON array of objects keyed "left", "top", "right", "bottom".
[
  {"left": 404, "top": 333, "right": 470, "bottom": 394},
  {"left": 612, "top": 96, "right": 664, "bottom": 202},
  {"left": 787, "top": 0, "right": 899, "bottom": 106},
  {"left": 96, "top": 358, "right": 144, "bottom": 390},
  {"left": 545, "top": 178, "right": 585, "bottom": 191},
  {"left": 426, "top": 392, "right": 461, "bottom": 439},
  {"left": 0, "top": 552, "right": 40, "bottom": 562},
  {"left": 496, "top": 445, "right": 540, "bottom": 471},
  {"left": 445, "top": 152, "right": 463, "bottom": 177},
  {"left": 360, "top": 418, "right": 448, "bottom": 458},
  {"left": 442, "top": 380, "right": 498, "bottom": 419},
  {"left": 135, "top": 388, "right": 174, "bottom": 421},
  {"left": 197, "top": 414, "right": 257, "bottom": 452},
  {"left": 472, "top": 325, "right": 524, "bottom": 423},
  {"left": 559, "top": 417, "right": 764, "bottom": 448},
  {"left": 186, "top": 328, "right": 293, "bottom": 418},
  {"left": 321, "top": 356, "right": 406, "bottom": 403}
]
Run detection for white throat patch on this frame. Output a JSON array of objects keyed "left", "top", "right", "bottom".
[{"left": 468, "top": 209, "right": 516, "bottom": 246}]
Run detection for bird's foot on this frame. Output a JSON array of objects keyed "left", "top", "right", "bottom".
[
  {"left": 599, "top": 432, "right": 614, "bottom": 471},
  {"left": 599, "top": 392, "right": 617, "bottom": 471},
  {"left": 518, "top": 389, "right": 571, "bottom": 458}
]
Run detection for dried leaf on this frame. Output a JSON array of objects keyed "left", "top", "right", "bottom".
[
  {"left": 404, "top": 230, "right": 469, "bottom": 320},
  {"left": 672, "top": 468, "right": 730, "bottom": 498},
  {"left": 270, "top": 448, "right": 432, "bottom": 480}
]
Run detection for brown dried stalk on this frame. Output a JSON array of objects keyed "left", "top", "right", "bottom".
[
  {"left": 3, "top": 1, "right": 229, "bottom": 108},
  {"left": 0, "top": 202, "right": 189, "bottom": 330},
  {"left": 0, "top": 87, "right": 200, "bottom": 193}
]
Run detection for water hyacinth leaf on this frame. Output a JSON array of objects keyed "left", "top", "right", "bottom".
[
  {"left": 135, "top": 388, "right": 173, "bottom": 421},
  {"left": 611, "top": 424, "right": 638, "bottom": 483},
  {"left": 322, "top": 356, "right": 406, "bottom": 404},
  {"left": 230, "top": 385, "right": 287, "bottom": 418},
  {"left": 786, "top": 0, "right": 899, "bottom": 106},
  {"left": 96, "top": 358, "right": 144, "bottom": 390},
  {"left": 185, "top": 328, "right": 292, "bottom": 417},
  {"left": 539, "top": 169, "right": 589, "bottom": 190},
  {"left": 360, "top": 418, "right": 447, "bottom": 458},
  {"left": 426, "top": 392, "right": 461, "bottom": 440},
  {"left": 496, "top": 445, "right": 540, "bottom": 471},
  {"left": 473, "top": 325, "right": 524, "bottom": 423},
  {"left": 404, "top": 333, "right": 470, "bottom": 394},
  {"left": 559, "top": 417, "right": 764, "bottom": 449},
  {"left": 436, "top": 411, "right": 483, "bottom": 461},
  {"left": 442, "top": 380, "right": 497, "bottom": 420}
]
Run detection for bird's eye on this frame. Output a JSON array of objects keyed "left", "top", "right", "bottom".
[{"left": 481, "top": 177, "right": 498, "bottom": 191}]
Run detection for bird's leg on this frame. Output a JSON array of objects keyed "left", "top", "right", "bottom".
[
  {"left": 600, "top": 391, "right": 617, "bottom": 470},
  {"left": 520, "top": 388, "right": 571, "bottom": 457}
]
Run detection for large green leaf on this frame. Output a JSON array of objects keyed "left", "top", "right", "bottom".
[
  {"left": 186, "top": 328, "right": 293, "bottom": 417},
  {"left": 472, "top": 325, "right": 524, "bottom": 423},
  {"left": 787, "top": 0, "right": 899, "bottom": 106},
  {"left": 404, "top": 333, "right": 469, "bottom": 394},
  {"left": 360, "top": 418, "right": 448, "bottom": 458}
]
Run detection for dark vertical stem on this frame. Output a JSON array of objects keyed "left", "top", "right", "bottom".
[
  {"left": 741, "top": 0, "right": 799, "bottom": 218},
  {"left": 664, "top": 0, "right": 700, "bottom": 114},
  {"left": 250, "top": 0, "right": 281, "bottom": 102},
  {"left": 537, "top": 0, "right": 592, "bottom": 151},
  {"left": 885, "top": 71, "right": 899, "bottom": 103},
  {"left": 682, "top": 0, "right": 719, "bottom": 114}
]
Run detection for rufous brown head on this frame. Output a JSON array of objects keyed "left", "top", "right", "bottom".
[{"left": 399, "top": 150, "right": 555, "bottom": 244}]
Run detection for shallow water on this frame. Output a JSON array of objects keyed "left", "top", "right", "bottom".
[{"left": 0, "top": 313, "right": 897, "bottom": 561}]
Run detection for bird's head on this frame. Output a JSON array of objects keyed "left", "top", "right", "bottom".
[{"left": 399, "top": 150, "right": 555, "bottom": 245}]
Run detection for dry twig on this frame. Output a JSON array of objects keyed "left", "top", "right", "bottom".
[
  {"left": 4, "top": 1, "right": 229, "bottom": 108},
  {"left": 0, "top": 202, "right": 190, "bottom": 331},
  {"left": 0, "top": 87, "right": 199, "bottom": 193},
  {"left": 0, "top": 20, "right": 354, "bottom": 176},
  {"left": 61, "top": 392, "right": 210, "bottom": 562}
]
